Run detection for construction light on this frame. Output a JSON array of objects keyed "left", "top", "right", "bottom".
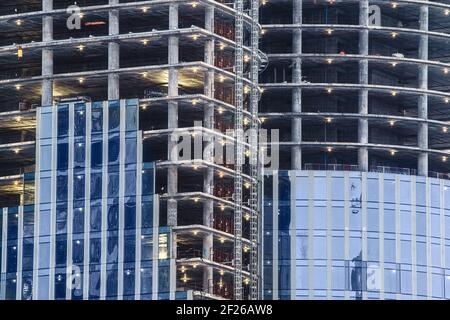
[
  {"left": 325, "top": 117, "right": 332, "bottom": 123},
  {"left": 443, "top": 156, "right": 448, "bottom": 162},
  {"left": 443, "top": 127, "right": 448, "bottom": 133},
  {"left": 15, "top": 19, "right": 22, "bottom": 26},
  {"left": 391, "top": 32, "right": 398, "bottom": 39},
  {"left": 445, "top": 98, "right": 450, "bottom": 104},
  {"left": 141, "top": 7, "right": 149, "bottom": 13},
  {"left": 220, "top": 237, "right": 225, "bottom": 243},
  {"left": 218, "top": 107, "right": 224, "bottom": 114},
  {"left": 17, "top": 46, "right": 23, "bottom": 59},
  {"left": 77, "top": 45, "right": 85, "bottom": 52},
  {"left": 446, "top": 9, "right": 450, "bottom": 16},
  {"left": 444, "top": 68, "right": 449, "bottom": 75},
  {"left": 391, "top": 62, "right": 397, "bottom": 67},
  {"left": 141, "top": 39, "right": 149, "bottom": 46},
  {"left": 219, "top": 43, "right": 226, "bottom": 50},
  {"left": 220, "top": 205, "right": 225, "bottom": 211},
  {"left": 327, "top": 88, "right": 332, "bottom": 94},
  {"left": 391, "top": 91, "right": 397, "bottom": 96},
  {"left": 390, "top": 150, "right": 396, "bottom": 156},
  {"left": 219, "top": 171, "right": 224, "bottom": 178},
  {"left": 389, "top": 120, "right": 395, "bottom": 126},
  {"left": 191, "top": 2, "right": 198, "bottom": 8},
  {"left": 327, "top": 147, "right": 333, "bottom": 152},
  {"left": 13, "top": 148, "right": 20, "bottom": 154},
  {"left": 15, "top": 116, "right": 21, "bottom": 122},
  {"left": 15, "top": 84, "right": 21, "bottom": 90},
  {"left": 78, "top": 77, "right": 85, "bottom": 84},
  {"left": 327, "top": 58, "right": 333, "bottom": 64},
  {"left": 391, "top": 2, "right": 398, "bottom": 9},
  {"left": 326, "top": 28, "right": 333, "bottom": 35}
]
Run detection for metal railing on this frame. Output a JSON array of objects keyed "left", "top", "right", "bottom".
[{"left": 304, "top": 163, "right": 450, "bottom": 180}]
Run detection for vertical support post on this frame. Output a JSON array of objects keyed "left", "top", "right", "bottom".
[
  {"left": 292, "top": 0, "right": 302, "bottom": 170},
  {"left": 108, "top": 0, "right": 120, "bottom": 100},
  {"left": 234, "top": 0, "right": 244, "bottom": 300},
  {"left": 167, "top": 4, "right": 179, "bottom": 300},
  {"left": 42, "top": 0, "right": 53, "bottom": 106},
  {"left": 203, "top": 6, "right": 215, "bottom": 295},
  {"left": 358, "top": 0, "right": 369, "bottom": 172},
  {"left": 418, "top": 5, "right": 429, "bottom": 176}
]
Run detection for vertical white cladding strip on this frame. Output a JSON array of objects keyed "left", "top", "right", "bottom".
[
  {"left": 33, "top": 108, "right": 43, "bottom": 299},
  {"left": 152, "top": 195, "right": 160, "bottom": 300},
  {"left": 49, "top": 103, "right": 58, "bottom": 300},
  {"left": 395, "top": 175, "right": 401, "bottom": 300},
  {"left": 343, "top": 172, "right": 349, "bottom": 300},
  {"left": 100, "top": 101, "right": 109, "bottom": 299},
  {"left": 83, "top": 102, "right": 92, "bottom": 299},
  {"left": 426, "top": 179, "right": 432, "bottom": 299},
  {"left": 66, "top": 102, "right": 75, "bottom": 299},
  {"left": 361, "top": 172, "right": 368, "bottom": 300},
  {"left": 440, "top": 181, "right": 445, "bottom": 281},
  {"left": 290, "top": 171, "right": 296, "bottom": 300},
  {"left": 272, "top": 171, "right": 278, "bottom": 299},
  {"left": 1, "top": 208, "right": 7, "bottom": 299},
  {"left": 117, "top": 100, "right": 126, "bottom": 299},
  {"left": 135, "top": 133, "right": 143, "bottom": 299},
  {"left": 16, "top": 206, "right": 24, "bottom": 299},
  {"left": 307, "top": 171, "right": 314, "bottom": 299},
  {"left": 411, "top": 176, "right": 417, "bottom": 298},
  {"left": 326, "top": 171, "right": 332, "bottom": 299},
  {"left": 379, "top": 173, "right": 385, "bottom": 299}
]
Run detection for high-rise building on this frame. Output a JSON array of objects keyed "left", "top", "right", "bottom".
[
  {"left": 259, "top": 0, "right": 450, "bottom": 299},
  {"left": 0, "top": 0, "right": 450, "bottom": 301},
  {"left": 0, "top": 0, "right": 261, "bottom": 300}
]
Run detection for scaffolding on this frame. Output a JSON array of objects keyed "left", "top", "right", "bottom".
[
  {"left": 249, "top": 0, "right": 260, "bottom": 300},
  {"left": 233, "top": 0, "right": 244, "bottom": 301}
]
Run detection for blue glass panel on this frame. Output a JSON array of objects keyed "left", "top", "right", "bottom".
[
  {"left": 57, "top": 104, "right": 69, "bottom": 137},
  {"left": 108, "top": 101, "right": 120, "bottom": 132},
  {"left": 91, "top": 106, "right": 103, "bottom": 134},
  {"left": 74, "top": 104, "right": 86, "bottom": 136},
  {"left": 108, "top": 134, "right": 120, "bottom": 165}
]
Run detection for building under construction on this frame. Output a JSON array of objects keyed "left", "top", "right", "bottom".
[
  {"left": 0, "top": 0, "right": 262, "bottom": 300},
  {"left": 1, "top": 0, "right": 450, "bottom": 301}
]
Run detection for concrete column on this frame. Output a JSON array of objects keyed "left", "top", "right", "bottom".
[
  {"left": 167, "top": 4, "right": 179, "bottom": 228},
  {"left": 358, "top": 0, "right": 369, "bottom": 172},
  {"left": 202, "top": 6, "right": 215, "bottom": 294},
  {"left": 108, "top": 0, "right": 120, "bottom": 100},
  {"left": 42, "top": 0, "right": 53, "bottom": 106},
  {"left": 292, "top": 0, "right": 302, "bottom": 170},
  {"left": 167, "top": 4, "right": 179, "bottom": 300},
  {"left": 418, "top": 5, "right": 429, "bottom": 176}
]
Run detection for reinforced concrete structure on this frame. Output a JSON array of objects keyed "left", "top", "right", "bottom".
[
  {"left": 0, "top": 0, "right": 262, "bottom": 300},
  {"left": 1, "top": 0, "right": 450, "bottom": 301},
  {"left": 259, "top": 0, "right": 450, "bottom": 300}
]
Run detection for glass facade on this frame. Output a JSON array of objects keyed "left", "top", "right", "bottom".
[
  {"left": 0, "top": 99, "right": 164, "bottom": 300},
  {"left": 263, "top": 170, "right": 450, "bottom": 300}
]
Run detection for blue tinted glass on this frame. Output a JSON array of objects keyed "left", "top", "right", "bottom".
[
  {"left": 74, "top": 141, "right": 85, "bottom": 168},
  {"left": 91, "top": 140, "right": 103, "bottom": 168},
  {"left": 108, "top": 135, "right": 120, "bottom": 165},
  {"left": 57, "top": 105, "right": 69, "bottom": 137},
  {"left": 107, "top": 237, "right": 118, "bottom": 263},
  {"left": 125, "top": 201, "right": 136, "bottom": 229},
  {"left": 73, "top": 240, "right": 84, "bottom": 264},
  {"left": 56, "top": 173, "right": 68, "bottom": 202},
  {"left": 126, "top": 104, "right": 137, "bottom": 131},
  {"left": 90, "top": 172, "right": 102, "bottom": 199},
  {"left": 107, "top": 204, "right": 119, "bottom": 230},
  {"left": 74, "top": 105, "right": 86, "bottom": 136},
  {"left": 109, "top": 102, "right": 120, "bottom": 132},
  {"left": 91, "top": 107, "right": 103, "bottom": 133},
  {"left": 90, "top": 238, "right": 101, "bottom": 263},
  {"left": 74, "top": 173, "right": 85, "bottom": 200},
  {"left": 40, "top": 111, "right": 52, "bottom": 139},
  {"left": 73, "top": 208, "right": 84, "bottom": 234},
  {"left": 90, "top": 206, "right": 102, "bottom": 232},
  {"left": 57, "top": 142, "right": 68, "bottom": 170}
]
